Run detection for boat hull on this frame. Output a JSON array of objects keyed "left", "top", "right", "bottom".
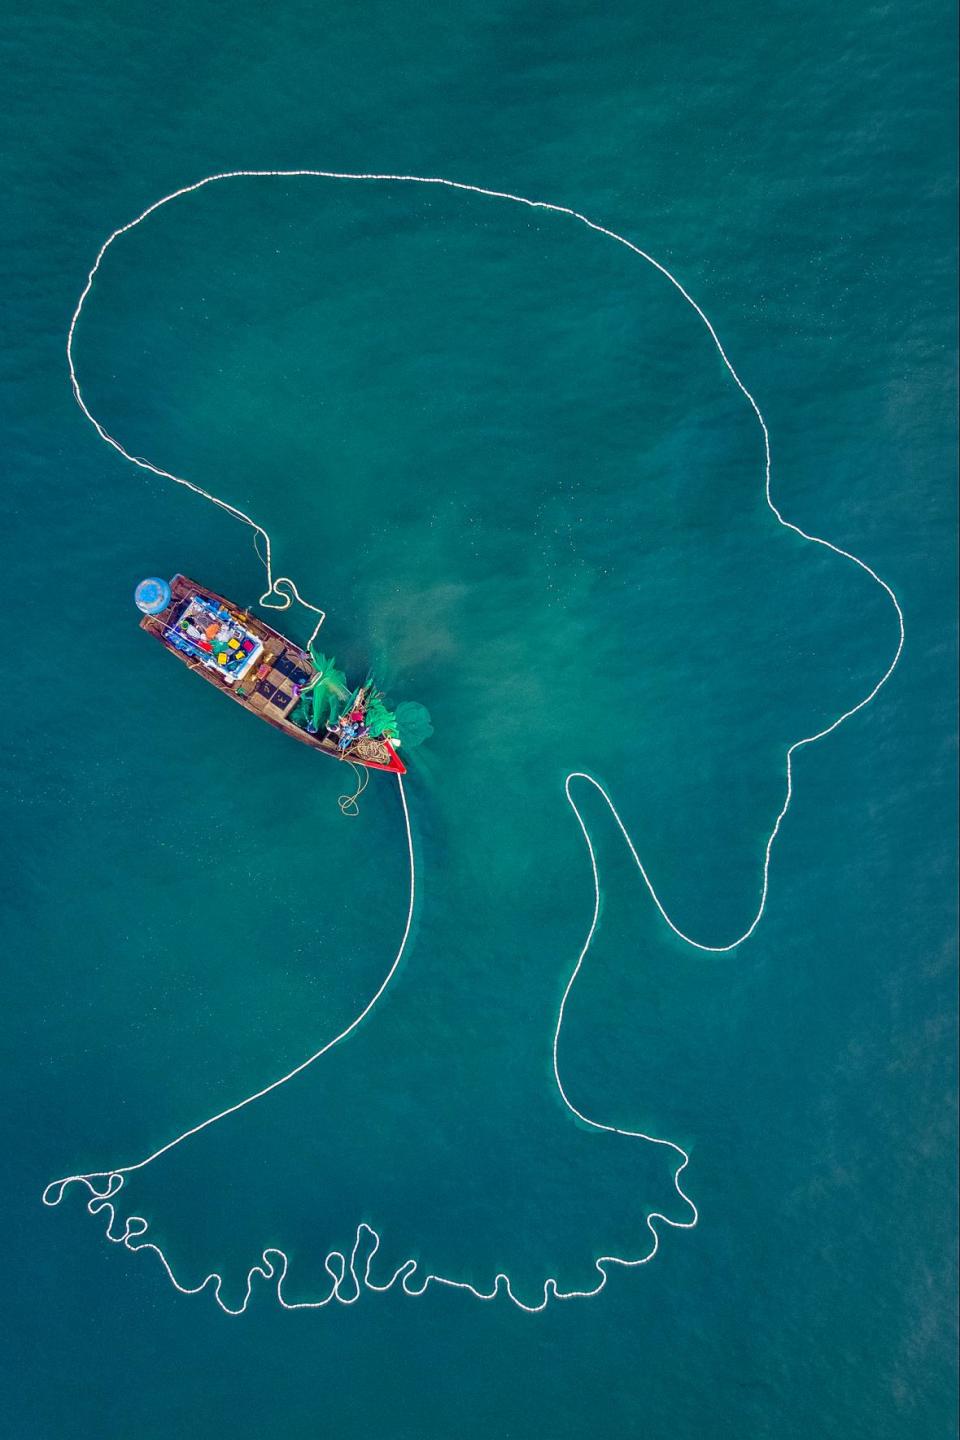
[{"left": 139, "top": 575, "right": 406, "bottom": 774}]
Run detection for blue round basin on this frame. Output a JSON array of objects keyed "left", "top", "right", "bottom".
[{"left": 134, "top": 577, "right": 172, "bottom": 615}]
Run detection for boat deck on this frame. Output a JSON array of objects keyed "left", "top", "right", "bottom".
[{"left": 140, "top": 574, "right": 406, "bottom": 774}]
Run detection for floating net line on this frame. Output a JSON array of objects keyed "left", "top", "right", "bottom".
[{"left": 43, "top": 170, "right": 904, "bottom": 1313}]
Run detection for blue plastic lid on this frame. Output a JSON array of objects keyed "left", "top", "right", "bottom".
[{"left": 134, "top": 577, "right": 172, "bottom": 615}]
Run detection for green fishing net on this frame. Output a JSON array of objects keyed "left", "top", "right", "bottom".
[
  {"left": 363, "top": 690, "right": 399, "bottom": 739},
  {"left": 289, "top": 652, "right": 432, "bottom": 750},
  {"left": 395, "top": 701, "right": 434, "bottom": 749},
  {"left": 291, "top": 650, "right": 349, "bottom": 731},
  {"left": 308, "top": 648, "right": 348, "bottom": 702}
]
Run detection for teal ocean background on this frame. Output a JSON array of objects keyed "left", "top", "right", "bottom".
[{"left": 2, "top": 3, "right": 956, "bottom": 1436}]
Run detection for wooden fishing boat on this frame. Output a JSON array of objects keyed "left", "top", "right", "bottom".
[{"left": 135, "top": 574, "right": 406, "bottom": 774}]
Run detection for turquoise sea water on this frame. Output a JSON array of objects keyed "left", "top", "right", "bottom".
[{"left": 2, "top": 3, "right": 956, "bottom": 1436}]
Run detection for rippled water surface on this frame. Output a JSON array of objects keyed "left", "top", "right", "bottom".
[{"left": 2, "top": 2, "right": 956, "bottom": 1437}]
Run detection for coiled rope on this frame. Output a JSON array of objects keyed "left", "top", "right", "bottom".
[{"left": 337, "top": 761, "right": 369, "bottom": 818}]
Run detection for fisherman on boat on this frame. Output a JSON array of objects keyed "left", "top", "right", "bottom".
[{"left": 337, "top": 722, "right": 363, "bottom": 751}]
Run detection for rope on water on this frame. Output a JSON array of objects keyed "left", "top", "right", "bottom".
[
  {"left": 44, "top": 169, "right": 905, "bottom": 1314},
  {"left": 337, "top": 761, "right": 369, "bottom": 817}
]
